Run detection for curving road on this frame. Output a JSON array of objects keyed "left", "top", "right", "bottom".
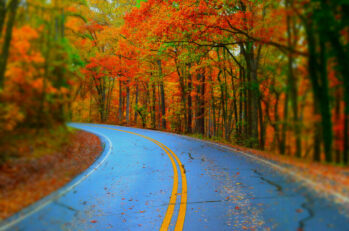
[{"left": 1, "top": 123, "right": 349, "bottom": 231}]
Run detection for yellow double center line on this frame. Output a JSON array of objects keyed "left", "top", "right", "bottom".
[{"left": 88, "top": 125, "right": 187, "bottom": 231}]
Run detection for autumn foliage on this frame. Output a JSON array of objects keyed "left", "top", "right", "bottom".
[
  {"left": 1, "top": 0, "right": 348, "bottom": 165},
  {"left": 0, "top": 0, "right": 85, "bottom": 160}
]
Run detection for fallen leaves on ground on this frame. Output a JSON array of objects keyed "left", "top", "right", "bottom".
[
  {"left": 187, "top": 135, "right": 349, "bottom": 203},
  {"left": 0, "top": 130, "right": 102, "bottom": 220}
]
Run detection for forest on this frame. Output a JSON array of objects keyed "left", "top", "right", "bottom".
[{"left": 0, "top": 0, "right": 348, "bottom": 165}]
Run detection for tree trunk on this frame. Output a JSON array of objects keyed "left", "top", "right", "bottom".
[
  {"left": 232, "top": 78, "right": 239, "bottom": 136},
  {"left": 38, "top": 23, "right": 52, "bottom": 127},
  {"left": 319, "top": 3, "right": 349, "bottom": 164},
  {"left": 0, "top": 0, "right": 19, "bottom": 89},
  {"left": 334, "top": 92, "right": 341, "bottom": 163},
  {"left": 250, "top": 57, "right": 259, "bottom": 148},
  {"left": 195, "top": 73, "right": 205, "bottom": 134},
  {"left": 280, "top": 92, "right": 289, "bottom": 155},
  {"left": 187, "top": 71, "right": 192, "bottom": 133},
  {"left": 151, "top": 83, "right": 156, "bottom": 129},
  {"left": 243, "top": 69, "right": 248, "bottom": 139},
  {"left": 106, "top": 78, "right": 115, "bottom": 121},
  {"left": 241, "top": 43, "right": 259, "bottom": 148},
  {"left": 286, "top": 0, "right": 301, "bottom": 157},
  {"left": 305, "top": 18, "right": 332, "bottom": 162},
  {"left": 0, "top": 0, "right": 6, "bottom": 38},
  {"left": 157, "top": 60, "right": 166, "bottom": 129},
  {"left": 176, "top": 62, "right": 187, "bottom": 132},
  {"left": 258, "top": 98, "right": 265, "bottom": 150},
  {"left": 99, "top": 78, "right": 106, "bottom": 122},
  {"left": 89, "top": 93, "right": 92, "bottom": 122},
  {"left": 212, "top": 97, "right": 216, "bottom": 137},
  {"left": 319, "top": 33, "right": 332, "bottom": 162},
  {"left": 238, "top": 86, "right": 243, "bottom": 139},
  {"left": 208, "top": 99, "right": 213, "bottom": 138},
  {"left": 344, "top": 109, "right": 349, "bottom": 164},
  {"left": 134, "top": 84, "right": 138, "bottom": 123},
  {"left": 126, "top": 84, "right": 130, "bottom": 123},
  {"left": 217, "top": 71, "right": 227, "bottom": 139},
  {"left": 118, "top": 80, "right": 123, "bottom": 122},
  {"left": 313, "top": 96, "right": 322, "bottom": 162}
]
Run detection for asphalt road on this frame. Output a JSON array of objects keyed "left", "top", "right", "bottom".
[{"left": 1, "top": 123, "right": 349, "bottom": 231}]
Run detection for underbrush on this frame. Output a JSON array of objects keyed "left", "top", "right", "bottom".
[{"left": 0, "top": 125, "right": 73, "bottom": 164}]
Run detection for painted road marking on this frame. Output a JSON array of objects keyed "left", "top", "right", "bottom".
[
  {"left": 163, "top": 143, "right": 187, "bottom": 231},
  {"left": 88, "top": 125, "right": 187, "bottom": 231}
]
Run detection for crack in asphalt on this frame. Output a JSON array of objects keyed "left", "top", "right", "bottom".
[
  {"left": 253, "top": 169, "right": 283, "bottom": 193},
  {"left": 253, "top": 169, "right": 316, "bottom": 230},
  {"left": 298, "top": 194, "right": 315, "bottom": 231},
  {"left": 54, "top": 201, "right": 78, "bottom": 212}
]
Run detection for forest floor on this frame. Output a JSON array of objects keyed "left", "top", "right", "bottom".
[{"left": 0, "top": 127, "right": 102, "bottom": 220}]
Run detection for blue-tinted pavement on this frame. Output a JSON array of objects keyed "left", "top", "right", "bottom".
[{"left": 1, "top": 123, "right": 348, "bottom": 231}]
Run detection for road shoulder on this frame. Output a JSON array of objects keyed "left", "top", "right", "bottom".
[{"left": 0, "top": 128, "right": 104, "bottom": 222}]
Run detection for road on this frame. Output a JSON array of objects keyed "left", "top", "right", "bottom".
[{"left": 1, "top": 123, "right": 348, "bottom": 231}]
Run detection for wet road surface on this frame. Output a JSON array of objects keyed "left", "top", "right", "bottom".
[{"left": 1, "top": 123, "right": 349, "bottom": 231}]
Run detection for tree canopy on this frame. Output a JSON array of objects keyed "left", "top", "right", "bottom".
[{"left": 1, "top": 0, "right": 348, "bottom": 165}]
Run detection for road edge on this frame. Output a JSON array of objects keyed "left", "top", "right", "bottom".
[
  {"left": 92, "top": 123, "right": 349, "bottom": 205},
  {"left": 0, "top": 126, "right": 113, "bottom": 231}
]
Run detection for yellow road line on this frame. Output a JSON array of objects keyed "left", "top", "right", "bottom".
[
  {"left": 87, "top": 125, "right": 187, "bottom": 230},
  {"left": 167, "top": 147, "right": 187, "bottom": 231},
  {"left": 148, "top": 139, "right": 187, "bottom": 230}
]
